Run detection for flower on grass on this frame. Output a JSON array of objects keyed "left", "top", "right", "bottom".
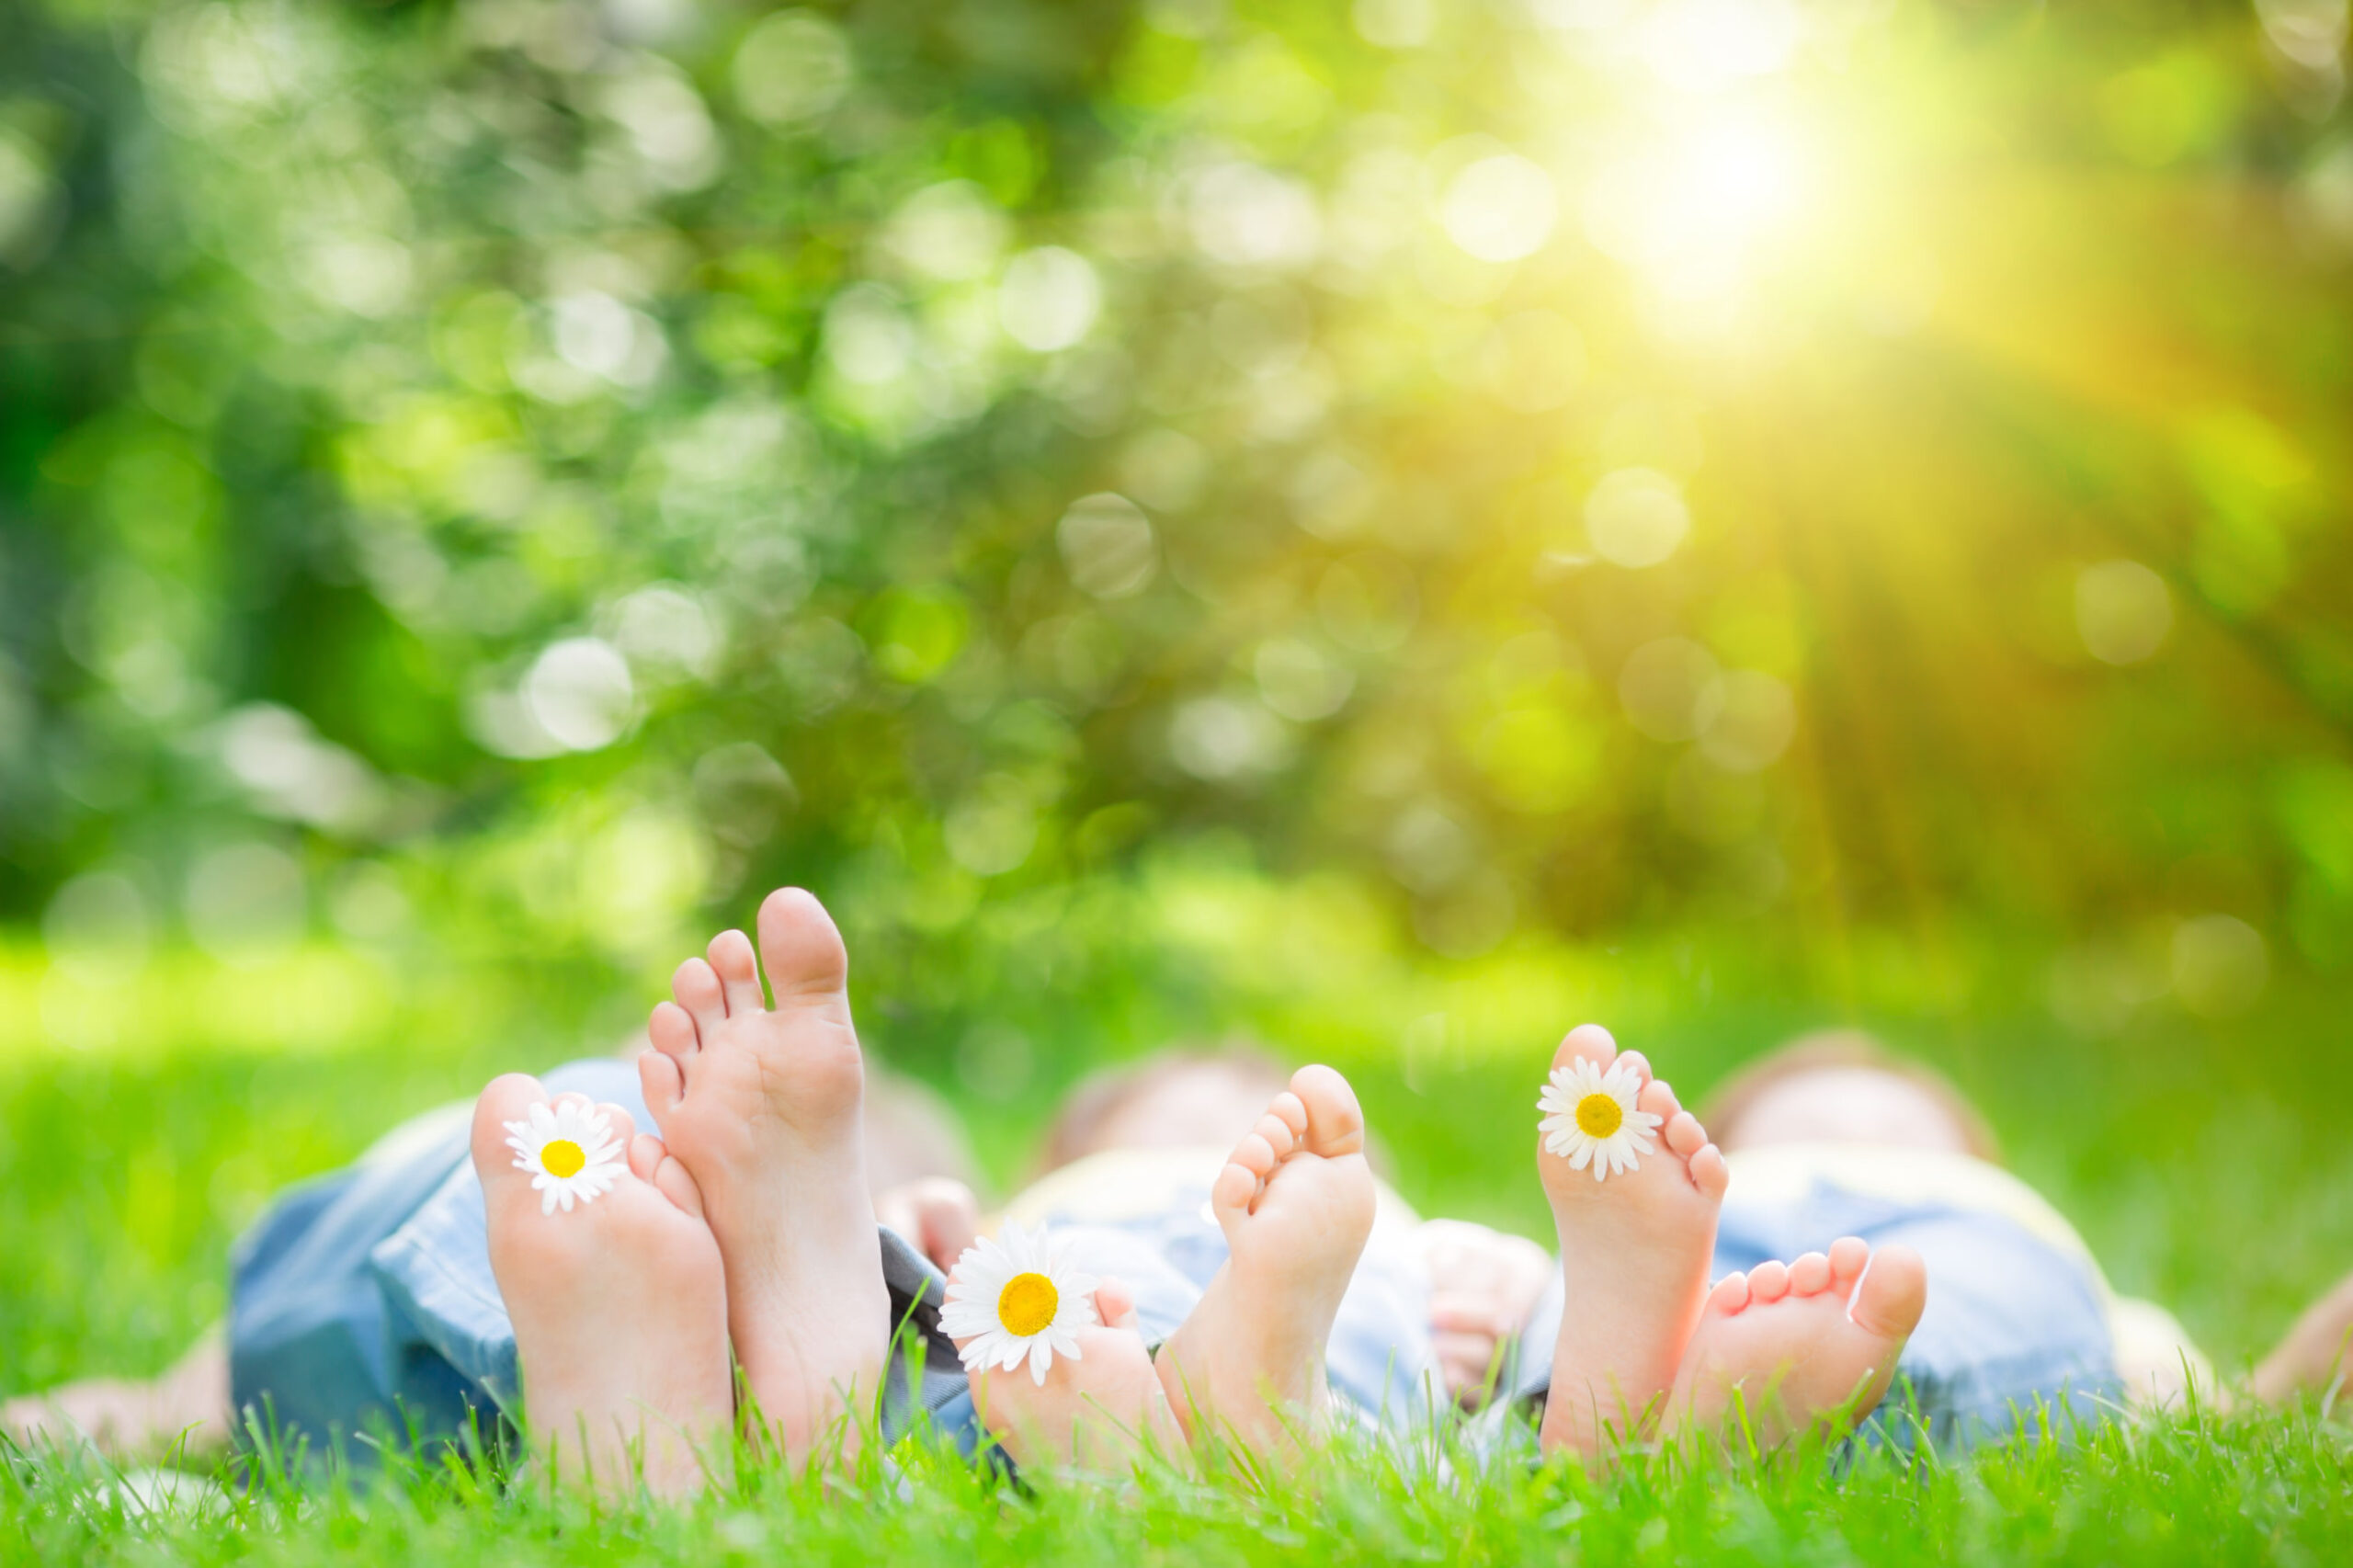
[
  {"left": 505, "top": 1098, "right": 627, "bottom": 1214},
  {"left": 939, "top": 1221, "right": 1099, "bottom": 1386},
  {"left": 1539, "top": 1057, "right": 1662, "bottom": 1182}
]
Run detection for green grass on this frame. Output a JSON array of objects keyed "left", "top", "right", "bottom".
[
  {"left": 9, "top": 1403, "right": 2353, "bottom": 1565},
  {"left": 6, "top": 925, "right": 2353, "bottom": 1561}
]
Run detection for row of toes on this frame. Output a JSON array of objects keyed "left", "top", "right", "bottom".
[
  {"left": 474, "top": 1078, "right": 705, "bottom": 1218},
  {"left": 1705, "top": 1235, "right": 1871, "bottom": 1317}
]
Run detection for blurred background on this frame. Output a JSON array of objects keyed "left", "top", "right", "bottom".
[{"left": 3, "top": 0, "right": 2350, "bottom": 1409}]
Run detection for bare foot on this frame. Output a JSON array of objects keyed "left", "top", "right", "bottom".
[
  {"left": 948, "top": 1274, "right": 1186, "bottom": 1475},
  {"left": 1154, "top": 1065, "right": 1377, "bottom": 1464},
  {"left": 1537, "top": 1023, "right": 1728, "bottom": 1457},
  {"left": 876, "top": 1177, "right": 983, "bottom": 1277},
  {"left": 1419, "top": 1220, "right": 1552, "bottom": 1410},
  {"left": 473, "top": 1075, "right": 731, "bottom": 1496},
  {"left": 2, "top": 1330, "right": 231, "bottom": 1461},
  {"left": 640, "top": 888, "right": 892, "bottom": 1464},
  {"left": 1663, "top": 1237, "right": 1929, "bottom": 1449},
  {"left": 2255, "top": 1267, "right": 2353, "bottom": 1408}
]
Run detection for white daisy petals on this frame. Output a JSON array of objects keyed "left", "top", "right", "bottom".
[
  {"left": 505, "top": 1098, "right": 628, "bottom": 1214},
  {"left": 1537, "top": 1056, "right": 1663, "bottom": 1183},
  {"left": 939, "top": 1221, "right": 1099, "bottom": 1387}
]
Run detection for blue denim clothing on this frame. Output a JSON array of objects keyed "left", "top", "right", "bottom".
[
  {"left": 1510, "top": 1179, "right": 2121, "bottom": 1448},
  {"left": 1013, "top": 1179, "right": 1446, "bottom": 1434},
  {"left": 229, "top": 1060, "right": 968, "bottom": 1459}
]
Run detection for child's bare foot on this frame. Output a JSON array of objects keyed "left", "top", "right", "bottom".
[
  {"left": 2254, "top": 1267, "right": 2353, "bottom": 1408},
  {"left": 640, "top": 888, "right": 892, "bottom": 1463},
  {"left": 1154, "top": 1065, "right": 1377, "bottom": 1462},
  {"left": 949, "top": 1275, "right": 1187, "bottom": 1475},
  {"left": 876, "top": 1176, "right": 983, "bottom": 1277},
  {"left": 2, "top": 1331, "right": 231, "bottom": 1461},
  {"left": 473, "top": 1075, "right": 731, "bottom": 1496},
  {"left": 1537, "top": 1023, "right": 1728, "bottom": 1457},
  {"left": 1663, "top": 1237, "right": 1929, "bottom": 1448}
]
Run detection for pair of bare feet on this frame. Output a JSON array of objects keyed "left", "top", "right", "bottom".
[
  {"left": 1536, "top": 1023, "right": 1929, "bottom": 1455},
  {"left": 957, "top": 1022, "right": 1932, "bottom": 1474},
  {"left": 474, "top": 888, "right": 889, "bottom": 1494}
]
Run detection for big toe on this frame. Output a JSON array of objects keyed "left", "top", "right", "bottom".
[
  {"left": 1288, "top": 1064, "right": 1365, "bottom": 1157},
  {"left": 1551, "top": 1022, "right": 1621, "bottom": 1076},
  {"left": 1849, "top": 1244, "right": 1928, "bottom": 1342},
  {"left": 756, "top": 887, "right": 852, "bottom": 1011},
  {"left": 471, "top": 1074, "right": 550, "bottom": 1176}
]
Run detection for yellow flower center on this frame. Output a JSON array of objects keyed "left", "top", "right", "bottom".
[
  {"left": 1574, "top": 1093, "right": 1623, "bottom": 1139},
  {"left": 997, "top": 1271, "right": 1060, "bottom": 1337},
  {"left": 541, "top": 1139, "right": 586, "bottom": 1178}
]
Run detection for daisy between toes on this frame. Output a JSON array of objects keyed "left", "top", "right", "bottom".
[
  {"left": 1539, "top": 1055, "right": 1665, "bottom": 1180},
  {"left": 505, "top": 1099, "right": 629, "bottom": 1214},
  {"left": 941, "top": 1221, "right": 1101, "bottom": 1386}
]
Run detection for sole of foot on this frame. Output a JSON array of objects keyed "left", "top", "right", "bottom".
[
  {"left": 641, "top": 888, "right": 891, "bottom": 1464},
  {"left": 1154, "top": 1064, "right": 1377, "bottom": 1466},
  {"left": 472, "top": 1075, "right": 731, "bottom": 1498},
  {"left": 1537, "top": 1023, "right": 1728, "bottom": 1458},
  {"left": 950, "top": 1278, "right": 1187, "bottom": 1477},
  {"left": 1663, "top": 1237, "right": 1929, "bottom": 1450}
]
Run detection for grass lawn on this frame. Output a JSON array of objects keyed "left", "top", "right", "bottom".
[{"left": 5, "top": 927, "right": 2353, "bottom": 1562}]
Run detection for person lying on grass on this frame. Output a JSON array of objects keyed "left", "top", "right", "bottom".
[{"left": 7, "top": 888, "right": 2349, "bottom": 1491}]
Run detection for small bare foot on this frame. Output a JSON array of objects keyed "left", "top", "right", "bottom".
[
  {"left": 1537, "top": 1024, "right": 1728, "bottom": 1457},
  {"left": 641, "top": 889, "right": 892, "bottom": 1463},
  {"left": 2254, "top": 1267, "right": 2353, "bottom": 1408},
  {"left": 1420, "top": 1220, "right": 1553, "bottom": 1410},
  {"left": 1, "top": 1330, "right": 231, "bottom": 1461},
  {"left": 473, "top": 1075, "right": 731, "bottom": 1496},
  {"left": 949, "top": 1275, "right": 1186, "bottom": 1475},
  {"left": 876, "top": 1177, "right": 983, "bottom": 1277},
  {"left": 1664, "top": 1237, "right": 1929, "bottom": 1449},
  {"left": 1154, "top": 1065, "right": 1377, "bottom": 1464}
]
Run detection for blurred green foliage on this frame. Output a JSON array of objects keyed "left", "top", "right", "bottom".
[{"left": 2, "top": 0, "right": 2351, "bottom": 1095}]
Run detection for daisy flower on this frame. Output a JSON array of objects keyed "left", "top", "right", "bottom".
[
  {"left": 938, "top": 1221, "right": 1099, "bottom": 1387},
  {"left": 504, "top": 1098, "right": 627, "bottom": 1214},
  {"left": 1538, "top": 1057, "right": 1663, "bottom": 1182}
]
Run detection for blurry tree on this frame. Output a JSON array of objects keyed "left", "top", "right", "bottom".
[{"left": 2, "top": 0, "right": 2350, "bottom": 1052}]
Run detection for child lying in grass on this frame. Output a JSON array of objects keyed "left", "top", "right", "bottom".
[{"left": 11, "top": 887, "right": 2353, "bottom": 1490}]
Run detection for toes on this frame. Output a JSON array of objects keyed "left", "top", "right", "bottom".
[
  {"left": 1615, "top": 1051, "right": 1654, "bottom": 1088},
  {"left": 1828, "top": 1236, "right": 1870, "bottom": 1286},
  {"left": 1095, "top": 1277, "right": 1140, "bottom": 1332},
  {"left": 708, "top": 928, "right": 766, "bottom": 1017},
  {"left": 1644, "top": 1075, "right": 1683, "bottom": 1121},
  {"left": 639, "top": 1047, "right": 685, "bottom": 1119},
  {"left": 1251, "top": 1111, "right": 1299, "bottom": 1162},
  {"left": 1267, "top": 1090, "right": 1309, "bottom": 1142},
  {"left": 1704, "top": 1271, "right": 1752, "bottom": 1317},
  {"left": 1688, "top": 1142, "right": 1730, "bottom": 1200},
  {"left": 1664, "top": 1110, "right": 1707, "bottom": 1157},
  {"left": 470, "top": 1073, "right": 549, "bottom": 1177},
  {"left": 756, "top": 886, "right": 851, "bottom": 1009},
  {"left": 635, "top": 1134, "right": 706, "bottom": 1219},
  {"left": 1232, "top": 1132, "right": 1279, "bottom": 1181},
  {"left": 1288, "top": 1064, "right": 1365, "bottom": 1157},
  {"left": 1211, "top": 1155, "right": 1263, "bottom": 1228},
  {"left": 1748, "top": 1259, "right": 1791, "bottom": 1303},
  {"left": 590, "top": 1099, "right": 638, "bottom": 1148},
  {"left": 649, "top": 999, "right": 699, "bottom": 1062},
  {"left": 1789, "top": 1251, "right": 1834, "bottom": 1295},
  {"left": 1552, "top": 1022, "right": 1617, "bottom": 1074},
  {"left": 1849, "top": 1244, "right": 1928, "bottom": 1341},
  {"left": 673, "top": 957, "right": 727, "bottom": 1036}
]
